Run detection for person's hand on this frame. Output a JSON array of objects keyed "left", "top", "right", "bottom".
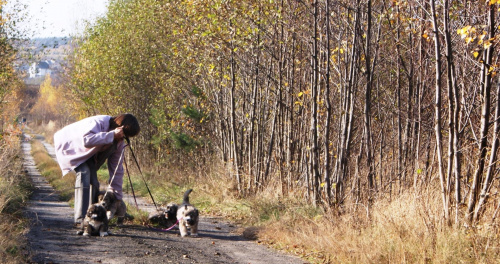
[{"left": 113, "top": 126, "right": 125, "bottom": 141}]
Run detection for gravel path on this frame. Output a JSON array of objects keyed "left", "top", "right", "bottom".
[{"left": 22, "top": 136, "right": 307, "bottom": 264}]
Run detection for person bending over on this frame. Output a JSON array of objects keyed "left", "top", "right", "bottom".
[{"left": 54, "top": 114, "right": 140, "bottom": 225}]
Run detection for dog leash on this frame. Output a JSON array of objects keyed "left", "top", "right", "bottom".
[
  {"left": 147, "top": 219, "right": 180, "bottom": 232},
  {"left": 123, "top": 156, "right": 139, "bottom": 209},
  {"left": 122, "top": 140, "right": 176, "bottom": 232},
  {"left": 100, "top": 145, "right": 127, "bottom": 202},
  {"left": 125, "top": 137, "right": 159, "bottom": 211}
]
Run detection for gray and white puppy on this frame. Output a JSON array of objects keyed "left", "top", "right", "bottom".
[
  {"left": 176, "top": 189, "right": 199, "bottom": 237},
  {"left": 98, "top": 190, "right": 127, "bottom": 226},
  {"left": 77, "top": 203, "right": 109, "bottom": 237}
]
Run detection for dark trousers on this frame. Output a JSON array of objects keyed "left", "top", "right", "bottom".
[{"left": 73, "top": 142, "right": 117, "bottom": 224}]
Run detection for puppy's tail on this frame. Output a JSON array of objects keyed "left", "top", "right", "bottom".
[{"left": 183, "top": 189, "right": 193, "bottom": 204}]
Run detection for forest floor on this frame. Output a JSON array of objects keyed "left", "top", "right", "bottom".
[{"left": 21, "top": 136, "right": 307, "bottom": 264}]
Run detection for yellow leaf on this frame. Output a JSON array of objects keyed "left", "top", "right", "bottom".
[
  {"left": 458, "top": 26, "right": 471, "bottom": 36},
  {"left": 474, "top": 51, "right": 479, "bottom": 58},
  {"left": 320, "top": 182, "right": 326, "bottom": 188},
  {"left": 298, "top": 92, "right": 303, "bottom": 97},
  {"left": 479, "top": 31, "right": 487, "bottom": 41},
  {"left": 485, "top": 41, "right": 493, "bottom": 49}
]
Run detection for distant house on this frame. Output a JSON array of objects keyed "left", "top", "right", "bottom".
[{"left": 29, "top": 61, "right": 52, "bottom": 78}]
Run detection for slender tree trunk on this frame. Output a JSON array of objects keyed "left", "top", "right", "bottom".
[
  {"left": 443, "top": 0, "right": 458, "bottom": 225},
  {"left": 442, "top": 0, "right": 462, "bottom": 225},
  {"left": 229, "top": 36, "right": 241, "bottom": 193},
  {"left": 475, "top": 77, "right": 500, "bottom": 221},
  {"left": 323, "top": 0, "right": 332, "bottom": 204},
  {"left": 396, "top": 3, "right": 403, "bottom": 192},
  {"left": 309, "top": 0, "right": 321, "bottom": 205},
  {"left": 364, "top": 0, "right": 375, "bottom": 199},
  {"left": 430, "top": 0, "right": 449, "bottom": 221},
  {"left": 467, "top": 5, "right": 495, "bottom": 224},
  {"left": 247, "top": 30, "right": 259, "bottom": 192},
  {"left": 335, "top": 2, "right": 360, "bottom": 205}
]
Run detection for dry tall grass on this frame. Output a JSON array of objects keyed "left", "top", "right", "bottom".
[
  {"left": 0, "top": 135, "right": 31, "bottom": 264},
  {"left": 253, "top": 185, "right": 500, "bottom": 264},
  {"left": 29, "top": 124, "right": 500, "bottom": 263},
  {"left": 146, "top": 161, "right": 500, "bottom": 263}
]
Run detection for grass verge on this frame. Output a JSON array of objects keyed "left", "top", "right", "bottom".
[
  {"left": 29, "top": 134, "right": 500, "bottom": 263},
  {"left": 0, "top": 136, "right": 32, "bottom": 264},
  {"left": 30, "top": 140, "right": 74, "bottom": 203},
  {"left": 120, "top": 160, "right": 500, "bottom": 264}
]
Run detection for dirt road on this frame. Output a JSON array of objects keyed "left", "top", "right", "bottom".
[{"left": 22, "top": 138, "right": 307, "bottom": 264}]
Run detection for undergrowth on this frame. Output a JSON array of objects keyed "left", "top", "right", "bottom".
[
  {"left": 0, "top": 135, "right": 32, "bottom": 264},
  {"left": 120, "top": 159, "right": 500, "bottom": 264},
  {"left": 28, "top": 131, "right": 500, "bottom": 263}
]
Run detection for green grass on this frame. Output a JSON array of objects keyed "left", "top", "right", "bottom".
[{"left": 30, "top": 140, "right": 74, "bottom": 202}]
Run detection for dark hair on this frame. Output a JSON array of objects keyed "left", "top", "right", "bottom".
[{"left": 111, "top": 114, "right": 140, "bottom": 137}]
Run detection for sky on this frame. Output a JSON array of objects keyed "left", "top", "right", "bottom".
[{"left": 5, "top": 0, "right": 109, "bottom": 38}]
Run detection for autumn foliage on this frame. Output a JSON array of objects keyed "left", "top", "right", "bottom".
[{"left": 56, "top": 0, "right": 500, "bottom": 228}]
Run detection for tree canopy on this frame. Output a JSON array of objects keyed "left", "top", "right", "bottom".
[{"left": 67, "top": 0, "right": 500, "bottom": 225}]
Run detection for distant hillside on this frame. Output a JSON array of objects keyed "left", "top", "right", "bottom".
[
  {"left": 30, "top": 37, "right": 74, "bottom": 61},
  {"left": 14, "top": 37, "right": 74, "bottom": 85}
]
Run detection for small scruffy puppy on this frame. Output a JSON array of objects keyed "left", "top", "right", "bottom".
[
  {"left": 148, "top": 202, "right": 178, "bottom": 228},
  {"left": 98, "top": 190, "right": 126, "bottom": 226},
  {"left": 77, "top": 203, "right": 109, "bottom": 237},
  {"left": 176, "top": 189, "right": 199, "bottom": 237}
]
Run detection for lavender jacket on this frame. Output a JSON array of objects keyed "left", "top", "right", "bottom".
[{"left": 53, "top": 115, "right": 126, "bottom": 199}]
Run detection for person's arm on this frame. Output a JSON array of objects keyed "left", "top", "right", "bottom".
[{"left": 82, "top": 119, "right": 115, "bottom": 148}]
